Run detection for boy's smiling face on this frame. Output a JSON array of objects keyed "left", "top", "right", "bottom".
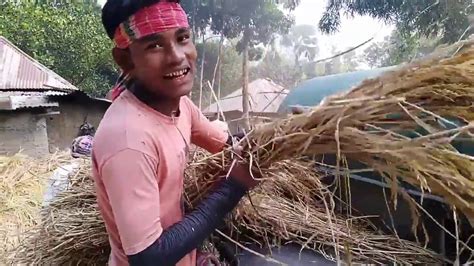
[{"left": 113, "top": 27, "right": 197, "bottom": 99}]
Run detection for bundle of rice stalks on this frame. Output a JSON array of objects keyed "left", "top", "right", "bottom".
[
  {"left": 0, "top": 152, "right": 69, "bottom": 262},
  {"left": 189, "top": 43, "right": 474, "bottom": 225},
  {"left": 12, "top": 159, "right": 440, "bottom": 265}
]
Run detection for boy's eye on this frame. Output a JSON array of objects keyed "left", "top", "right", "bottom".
[
  {"left": 178, "top": 34, "right": 190, "bottom": 43},
  {"left": 147, "top": 43, "right": 163, "bottom": 49}
]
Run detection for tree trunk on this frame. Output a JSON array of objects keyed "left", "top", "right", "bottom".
[
  {"left": 295, "top": 50, "right": 300, "bottom": 68},
  {"left": 217, "top": 63, "right": 222, "bottom": 120},
  {"left": 191, "top": 1, "right": 196, "bottom": 44},
  {"left": 189, "top": 0, "right": 196, "bottom": 99},
  {"left": 199, "top": 35, "right": 206, "bottom": 110},
  {"left": 242, "top": 43, "right": 250, "bottom": 131},
  {"left": 209, "top": 33, "right": 224, "bottom": 109},
  {"left": 217, "top": 33, "right": 224, "bottom": 120}
]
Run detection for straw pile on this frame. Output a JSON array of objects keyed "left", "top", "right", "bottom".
[
  {"left": 0, "top": 152, "right": 69, "bottom": 263},
  {"left": 11, "top": 158, "right": 440, "bottom": 265},
  {"left": 11, "top": 161, "right": 110, "bottom": 265},
  {"left": 8, "top": 41, "right": 474, "bottom": 264},
  {"left": 188, "top": 157, "right": 441, "bottom": 264}
]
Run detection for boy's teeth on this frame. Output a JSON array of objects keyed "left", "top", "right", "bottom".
[{"left": 166, "top": 69, "right": 187, "bottom": 78}]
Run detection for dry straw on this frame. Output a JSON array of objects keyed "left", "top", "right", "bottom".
[
  {"left": 0, "top": 152, "right": 70, "bottom": 263},
  {"left": 7, "top": 40, "right": 474, "bottom": 264},
  {"left": 12, "top": 159, "right": 440, "bottom": 265},
  {"left": 188, "top": 157, "right": 441, "bottom": 264},
  {"left": 11, "top": 161, "right": 110, "bottom": 265}
]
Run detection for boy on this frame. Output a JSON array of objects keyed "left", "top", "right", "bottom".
[
  {"left": 93, "top": 1, "right": 258, "bottom": 265},
  {"left": 71, "top": 122, "right": 95, "bottom": 158}
]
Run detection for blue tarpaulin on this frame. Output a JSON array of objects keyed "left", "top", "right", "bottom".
[{"left": 278, "top": 67, "right": 396, "bottom": 113}]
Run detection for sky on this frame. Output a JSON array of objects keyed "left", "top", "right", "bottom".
[
  {"left": 293, "top": 0, "right": 394, "bottom": 58},
  {"left": 98, "top": 0, "right": 394, "bottom": 58}
]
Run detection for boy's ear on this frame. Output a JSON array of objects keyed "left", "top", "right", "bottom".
[{"left": 112, "top": 47, "right": 134, "bottom": 74}]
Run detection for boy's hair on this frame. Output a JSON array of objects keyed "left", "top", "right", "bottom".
[
  {"left": 77, "top": 122, "right": 96, "bottom": 137},
  {"left": 102, "top": 0, "right": 181, "bottom": 40}
]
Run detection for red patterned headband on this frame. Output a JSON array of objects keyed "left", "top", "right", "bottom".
[{"left": 113, "top": 2, "right": 189, "bottom": 49}]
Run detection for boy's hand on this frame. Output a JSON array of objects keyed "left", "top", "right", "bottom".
[
  {"left": 227, "top": 143, "right": 259, "bottom": 190},
  {"left": 291, "top": 105, "right": 308, "bottom": 114},
  {"left": 211, "top": 120, "right": 229, "bottom": 134},
  {"left": 229, "top": 162, "right": 259, "bottom": 190}
]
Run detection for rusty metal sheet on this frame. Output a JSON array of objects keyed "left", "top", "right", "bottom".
[{"left": 0, "top": 36, "right": 78, "bottom": 92}]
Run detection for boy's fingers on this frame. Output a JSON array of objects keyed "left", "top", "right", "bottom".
[{"left": 232, "top": 145, "right": 244, "bottom": 156}]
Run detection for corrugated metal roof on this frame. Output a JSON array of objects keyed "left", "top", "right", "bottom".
[
  {"left": 0, "top": 36, "right": 79, "bottom": 92},
  {"left": 0, "top": 91, "right": 68, "bottom": 97},
  {"left": 0, "top": 91, "right": 61, "bottom": 110},
  {"left": 204, "top": 78, "right": 288, "bottom": 114}
]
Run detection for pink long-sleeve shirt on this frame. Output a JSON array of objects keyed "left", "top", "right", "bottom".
[{"left": 92, "top": 90, "right": 228, "bottom": 266}]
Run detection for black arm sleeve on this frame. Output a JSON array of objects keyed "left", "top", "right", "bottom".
[
  {"left": 128, "top": 178, "right": 247, "bottom": 266},
  {"left": 226, "top": 132, "right": 245, "bottom": 146}
]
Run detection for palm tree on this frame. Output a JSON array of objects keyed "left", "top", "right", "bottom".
[{"left": 281, "top": 24, "right": 319, "bottom": 68}]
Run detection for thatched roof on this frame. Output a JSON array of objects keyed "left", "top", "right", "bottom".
[{"left": 204, "top": 78, "right": 288, "bottom": 114}]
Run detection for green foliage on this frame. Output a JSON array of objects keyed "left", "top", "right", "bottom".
[
  {"left": 319, "top": 0, "right": 473, "bottom": 43},
  {"left": 281, "top": 24, "right": 319, "bottom": 67},
  {"left": 340, "top": 50, "right": 359, "bottom": 73},
  {"left": 191, "top": 40, "right": 242, "bottom": 107},
  {"left": 182, "top": 0, "right": 295, "bottom": 52},
  {"left": 0, "top": 1, "right": 116, "bottom": 97},
  {"left": 182, "top": 0, "right": 299, "bottom": 113},
  {"left": 312, "top": 47, "right": 360, "bottom": 77},
  {"left": 251, "top": 24, "right": 322, "bottom": 89},
  {"left": 250, "top": 50, "right": 302, "bottom": 89},
  {"left": 362, "top": 30, "right": 440, "bottom": 68},
  {"left": 248, "top": 47, "right": 265, "bottom": 61}
]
